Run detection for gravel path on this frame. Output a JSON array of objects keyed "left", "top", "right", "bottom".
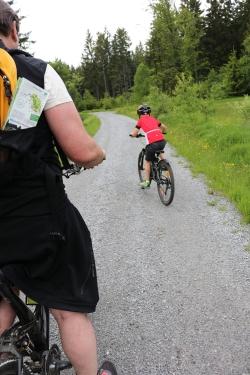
[{"left": 62, "top": 112, "right": 250, "bottom": 375}]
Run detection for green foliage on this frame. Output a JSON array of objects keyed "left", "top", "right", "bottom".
[
  {"left": 146, "top": 0, "right": 181, "bottom": 93},
  {"left": 80, "top": 112, "right": 100, "bottom": 137},
  {"left": 219, "top": 52, "right": 239, "bottom": 96},
  {"left": 100, "top": 93, "right": 115, "bottom": 110},
  {"left": 235, "top": 95, "right": 250, "bottom": 123},
  {"left": 80, "top": 28, "right": 136, "bottom": 100},
  {"left": 197, "top": 69, "right": 228, "bottom": 99},
  {"left": 81, "top": 90, "right": 99, "bottom": 110},
  {"left": 50, "top": 59, "right": 83, "bottom": 109},
  {"left": 133, "top": 63, "right": 152, "bottom": 101},
  {"left": 164, "top": 96, "right": 250, "bottom": 223},
  {"left": 50, "top": 59, "right": 72, "bottom": 82},
  {"left": 176, "top": 6, "right": 203, "bottom": 79},
  {"left": 145, "top": 86, "right": 173, "bottom": 117},
  {"left": 173, "top": 73, "right": 200, "bottom": 116}
]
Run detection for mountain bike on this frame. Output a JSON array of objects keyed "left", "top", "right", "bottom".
[
  {"left": 137, "top": 140, "right": 175, "bottom": 206},
  {"left": 0, "top": 269, "right": 72, "bottom": 375}
]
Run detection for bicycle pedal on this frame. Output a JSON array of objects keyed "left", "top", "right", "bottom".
[{"left": 55, "top": 359, "right": 72, "bottom": 371}]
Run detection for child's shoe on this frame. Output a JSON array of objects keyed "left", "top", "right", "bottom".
[{"left": 140, "top": 180, "right": 150, "bottom": 189}]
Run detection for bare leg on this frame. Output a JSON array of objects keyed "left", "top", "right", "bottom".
[
  {"left": 0, "top": 299, "right": 16, "bottom": 335},
  {"left": 50, "top": 309, "right": 97, "bottom": 375},
  {"left": 144, "top": 160, "right": 151, "bottom": 181},
  {"left": 159, "top": 151, "right": 165, "bottom": 160}
]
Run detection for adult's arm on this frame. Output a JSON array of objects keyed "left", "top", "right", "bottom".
[
  {"left": 43, "top": 64, "right": 105, "bottom": 168},
  {"left": 45, "top": 102, "right": 105, "bottom": 168}
]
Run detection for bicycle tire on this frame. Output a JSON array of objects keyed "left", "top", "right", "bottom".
[
  {"left": 0, "top": 360, "right": 18, "bottom": 375},
  {"left": 157, "top": 160, "right": 175, "bottom": 206},
  {"left": 0, "top": 360, "right": 34, "bottom": 375},
  {"left": 138, "top": 150, "right": 145, "bottom": 182},
  {"left": 35, "top": 305, "right": 50, "bottom": 350}
]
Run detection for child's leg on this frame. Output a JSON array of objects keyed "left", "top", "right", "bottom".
[{"left": 144, "top": 160, "right": 151, "bottom": 181}]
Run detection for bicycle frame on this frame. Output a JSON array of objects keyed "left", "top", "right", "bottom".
[
  {"left": 0, "top": 271, "right": 49, "bottom": 360},
  {"left": 140, "top": 148, "right": 162, "bottom": 184}
]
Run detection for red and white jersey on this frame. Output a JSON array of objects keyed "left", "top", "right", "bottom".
[{"left": 136, "top": 115, "right": 164, "bottom": 144}]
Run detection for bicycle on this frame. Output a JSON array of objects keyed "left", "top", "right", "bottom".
[
  {"left": 137, "top": 136, "right": 175, "bottom": 206},
  {"left": 0, "top": 269, "right": 72, "bottom": 375}
]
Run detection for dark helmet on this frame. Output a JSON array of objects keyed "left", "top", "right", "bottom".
[{"left": 137, "top": 104, "right": 151, "bottom": 116}]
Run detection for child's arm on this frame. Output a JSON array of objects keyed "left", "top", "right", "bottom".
[
  {"left": 129, "top": 127, "right": 140, "bottom": 137},
  {"left": 159, "top": 123, "right": 168, "bottom": 134}
]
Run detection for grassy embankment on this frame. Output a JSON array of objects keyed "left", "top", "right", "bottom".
[
  {"left": 116, "top": 97, "right": 250, "bottom": 224},
  {"left": 80, "top": 111, "right": 100, "bottom": 136}
]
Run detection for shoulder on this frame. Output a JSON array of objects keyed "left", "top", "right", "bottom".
[
  {"left": 11, "top": 49, "right": 47, "bottom": 72},
  {"left": 44, "top": 64, "right": 72, "bottom": 110}
]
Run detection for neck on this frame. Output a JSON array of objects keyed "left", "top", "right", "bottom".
[{"left": 0, "top": 35, "right": 18, "bottom": 49}]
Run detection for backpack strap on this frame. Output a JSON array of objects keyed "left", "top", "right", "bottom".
[
  {"left": 0, "top": 42, "right": 17, "bottom": 128},
  {"left": 0, "top": 68, "right": 12, "bottom": 104}
]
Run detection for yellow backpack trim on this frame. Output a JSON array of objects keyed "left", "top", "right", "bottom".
[{"left": 0, "top": 48, "right": 17, "bottom": 129}]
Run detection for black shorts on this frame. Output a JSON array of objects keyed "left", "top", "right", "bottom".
[
  {"left": 0, "top": 200, "right": 99, "bottom": 313},
  {"left": 145, "top": 140, "right": 166, "bottom": 161}
]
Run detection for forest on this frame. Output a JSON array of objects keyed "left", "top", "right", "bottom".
[{"left": 44, "top": 0, "right": 250, "bottom": 110}]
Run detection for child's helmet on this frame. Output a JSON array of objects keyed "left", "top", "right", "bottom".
[{"left": 137, "top": 104, "right": 151, "bottom": 116}]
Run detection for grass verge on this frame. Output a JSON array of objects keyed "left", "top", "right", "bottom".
[{"left": 80, "top": 111, "right": 100, "bottom": 136}]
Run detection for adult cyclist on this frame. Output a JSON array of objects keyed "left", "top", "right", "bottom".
[
  {"left": 129, "top": 104, "right": 167, "bottom": 188},
  {"left": 0, "top": 1, "right": 116, "bottom": 375}
]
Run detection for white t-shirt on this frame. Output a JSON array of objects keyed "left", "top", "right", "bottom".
[{"left": 44, "top": 64, "right": 72, "bottom": 111}]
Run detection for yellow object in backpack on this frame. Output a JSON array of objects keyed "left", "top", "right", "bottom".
[{"left": 0, "top": 47, "right": 17, "bottom": 129}]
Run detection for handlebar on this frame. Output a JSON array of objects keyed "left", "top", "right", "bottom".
[
  {"left": 129, "top": 133, "right": 145, "bottom": 138},
  {"left": 62, "top": 164, "right": 82, "bottom": 178}
]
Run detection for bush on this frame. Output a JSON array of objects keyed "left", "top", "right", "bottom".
[
  {"left": 235, "top": 95, "right": 250, "bottom": 123},
  {"left": 100, "top": 94, "right": 115, "bottom": 110},
  {"left": 81, "top": 90, "right": 99, "bottom": 110}
]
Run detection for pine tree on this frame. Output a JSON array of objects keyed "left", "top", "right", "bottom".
[
  {"left": 80, "top": 30, "right": 101, "bottom": 99},
  {"left": 109, "top": 28, "right": 134, "bottom": 96},
  {"left": 200, "top": 0, "right": 238, "bottom": 71},
  {"left": 94, "top": 29, "right": 111, "bottom": 96},
  {"left": 146, "top": 0, "right": 181, "bottom": 93}
]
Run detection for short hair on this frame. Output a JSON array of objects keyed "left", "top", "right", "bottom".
[{"left": 0, "top": 0, "right": 19, "bottom": 37}]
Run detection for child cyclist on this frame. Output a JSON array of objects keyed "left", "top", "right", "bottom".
[{"left": 129, "top": 104, "right": 167, "bottom": 188}]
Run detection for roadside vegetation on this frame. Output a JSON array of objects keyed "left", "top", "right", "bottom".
[{"left": 80, "top": 112, "right": 100, "bottom": 136}]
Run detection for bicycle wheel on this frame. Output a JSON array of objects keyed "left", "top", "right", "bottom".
[
  {"left": 0, "top": 359, "right": 18, "bottom": 375},
  {"left": 34, "top": 305, "right": 50, "bottom": 350},
  {"left": 138, "top": 149, "right": 146, "bottom": 182},
  {"left": 157, "top": 159, "right": 175, "bottom": 206},
  {"left": 0, "top": 360, "right": 33, "bottom": 375}
]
